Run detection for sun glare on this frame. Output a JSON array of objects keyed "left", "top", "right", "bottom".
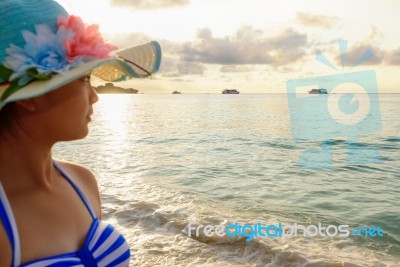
[{"left": 96, "top": 95, "right": 129, "bottom": 136}]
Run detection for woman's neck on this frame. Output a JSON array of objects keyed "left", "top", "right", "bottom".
[{"left": 0, "top": 129, "right": 57, "bottom": 191}]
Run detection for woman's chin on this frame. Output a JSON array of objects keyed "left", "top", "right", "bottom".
[{"left": 59, "top": 127, "right": 90, "bottom": 142}]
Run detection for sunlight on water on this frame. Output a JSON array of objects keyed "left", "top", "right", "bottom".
[
  {"left": 96, "top": 95, "right": 129, "bottom": 135},
  {"left": 54, "top": 94, "right": 400, "bottom": 267}
]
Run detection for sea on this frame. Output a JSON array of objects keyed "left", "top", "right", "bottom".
[{"left": 53, "top": 93, "right": 400, "bottom": 267}]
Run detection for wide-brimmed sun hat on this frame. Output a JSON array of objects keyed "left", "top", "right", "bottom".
[{"left": 0, "top": 0, "right": 161, "bottom": 110}]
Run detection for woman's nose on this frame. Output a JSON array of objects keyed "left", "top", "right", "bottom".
[{"left": 90, "top": 86, "right": 99, "bottom": 104}]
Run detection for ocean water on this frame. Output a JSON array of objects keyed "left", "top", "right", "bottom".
[{"left": 53, "top": 94, "right": 400, "bottom": 267}]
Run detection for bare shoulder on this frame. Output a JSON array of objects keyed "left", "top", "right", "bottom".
[{"left": 55, "top": 160, "right": 102, "bottom": 218}]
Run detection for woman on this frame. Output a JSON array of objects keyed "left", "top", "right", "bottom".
[{"left": 0, "top": 0, "right": 161, "bottom": 266}]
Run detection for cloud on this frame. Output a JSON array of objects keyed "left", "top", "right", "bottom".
[
  {"left": 177, "top": 62, "right": 205, "bottom": 75},
  {"left": 160, "top": 57, "right": 205, "bottom": 77},
  {"left": 315, "top": 26, "right": 386, "bottom": 67},
  {"left": 162, "top": 73, "right": 182, "bottom": 78},
  {"left": 104, "top": 32, "right": 154, "bottom": 48},
  {"left": 181, "top": 26, "right": 308, "bottom": 66},
  {"left": 328, "top": 27, "right": 385, "bottom": 67},
  {"left": 110, "top": 0, "right": 190, "bottom": 9},
  {"left": 159, "top": 57, "right": 179, "bottom": 73},
  {"left": 316, "top": 27, "right": 390, "bottom": 67},
  {"left": 296, "top": 12, "right": 338, "bottom": 28},
  {"left": 317, "top": 40, "right": 400, "bottom": 67},
  {"left": 220, "top": 65, "right": 254, "bottom": 73},
  {"left": 366, "top": 26, "right": 384, "bottom": 44},
  {"left": 334, "top": 43, "right": 385, "bottom": 66},
  {"left": 385, "top": 48, "right": 400, "bottom": 65}
]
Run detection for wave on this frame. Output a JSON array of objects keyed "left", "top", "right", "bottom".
[{"left": 100, "top": 176, "right": 400, "bottom": 267}]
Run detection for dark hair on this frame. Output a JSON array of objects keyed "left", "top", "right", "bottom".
[{"left": 0, "top": 103, "right": 16, "bottom": 133}]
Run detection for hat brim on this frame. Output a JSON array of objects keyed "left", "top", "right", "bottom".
[{"left": 0, "top": 41, "right": 161, "bottom": 108}]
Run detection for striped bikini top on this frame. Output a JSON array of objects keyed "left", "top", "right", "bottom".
[{"left": 0, "top": 162, "right": 131, "bottom": 267}]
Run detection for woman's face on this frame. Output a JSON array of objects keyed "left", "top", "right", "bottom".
[{"left": 31, "top": 74, "right": 99, "bottom": 142}]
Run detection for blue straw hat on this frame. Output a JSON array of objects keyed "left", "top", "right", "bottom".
[{"left": 0, "top": 0, "right": 161, "bottom": 109}]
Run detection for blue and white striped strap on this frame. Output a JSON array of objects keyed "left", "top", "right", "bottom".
[{"left": 53, "top": 162, "right": 97, "bottom": 220}]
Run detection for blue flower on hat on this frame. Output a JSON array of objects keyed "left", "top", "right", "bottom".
[{"left": 3, "top": 24, "right": 74, "bottom": 87}]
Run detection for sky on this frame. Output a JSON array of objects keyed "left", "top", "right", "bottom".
[{"left": 57, "top": 0, "right": 400, "bottom": 93}]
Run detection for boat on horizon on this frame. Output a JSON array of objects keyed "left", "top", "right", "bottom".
[
  {"left": 222, "top": 89, "right": 240, "bottom": 94},
  {"left": 309, "top": 88, "right": 328, "bottom": 94}
]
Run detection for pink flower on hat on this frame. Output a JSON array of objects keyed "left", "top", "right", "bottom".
[{"left": 58, "top": 16, "right": 118, "bottom": 62}]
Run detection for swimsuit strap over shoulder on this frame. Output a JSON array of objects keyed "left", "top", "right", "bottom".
[
  {"left": 0, "top": 163, "right": 131, "bottom": 267},
  {"left": 0, "top": 162, "right": 97, "bottom": 266},
  {"left": 53, "top": 161, "right": 97, "bottom": 220}
]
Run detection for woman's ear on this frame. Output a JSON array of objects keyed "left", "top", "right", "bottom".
[{"left": 15, "top": 99, "right": 37, "bottom": 112}]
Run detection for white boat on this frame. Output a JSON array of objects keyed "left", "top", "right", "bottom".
[
  {"left": 222, "top": 89, "right": 240, "bottom": 94},
  {"left": 309, "top": 88, "right": 328, "bottom": 94}
]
